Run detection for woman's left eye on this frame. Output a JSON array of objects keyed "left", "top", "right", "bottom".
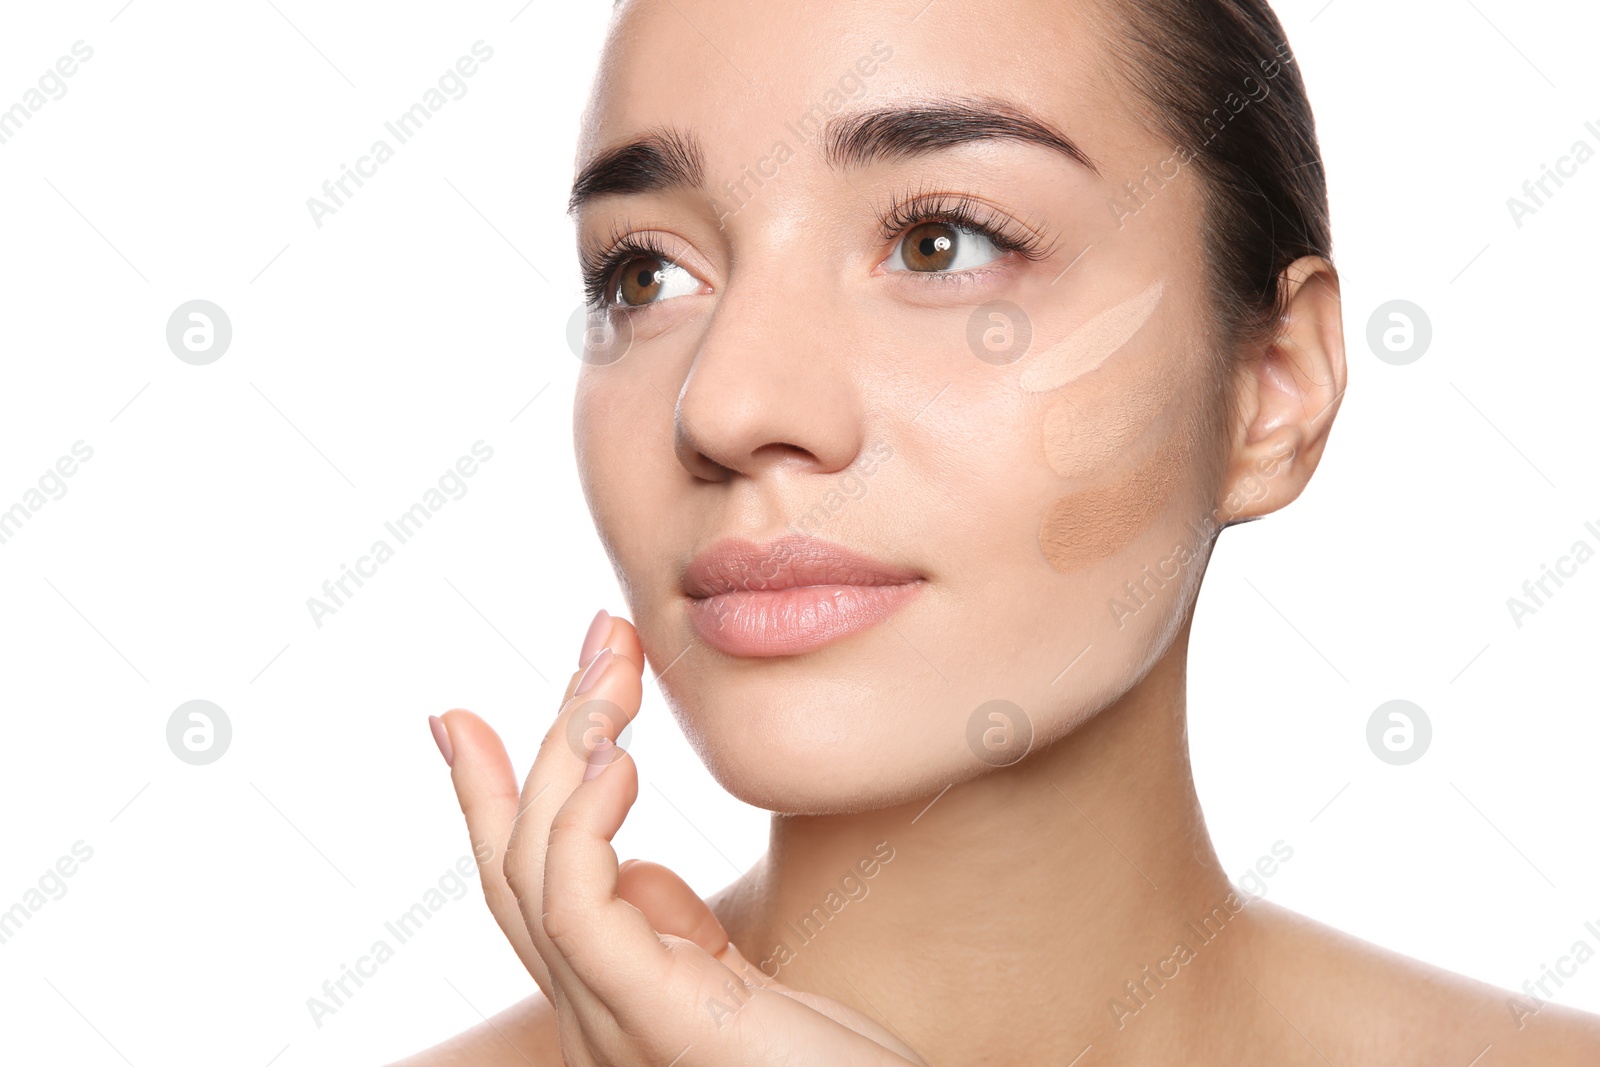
[
  {"left": 884, "top": 221, "right": 1005, "bottom": 273},
  {"left": 610, "top": 254, "right": 702, "bottom": 308}
]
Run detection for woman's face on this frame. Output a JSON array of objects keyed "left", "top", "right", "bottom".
[{"left": 571, "top": 0, "right": 1251, "bottom": 813}]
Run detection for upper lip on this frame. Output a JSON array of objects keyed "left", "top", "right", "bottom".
[{"left": 683, "top": 534, "right": 923, "bottom": 598}]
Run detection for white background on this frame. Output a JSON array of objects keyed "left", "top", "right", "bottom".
[{"left": 0, "top": 1, "right": 1596, "bottom": 1063}]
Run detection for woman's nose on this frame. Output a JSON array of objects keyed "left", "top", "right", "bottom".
[{"left": 672, "top": 268, "right": 867, "bottom": 484}]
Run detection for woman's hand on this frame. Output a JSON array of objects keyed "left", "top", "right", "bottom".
[{"left": 429, "top": 612, "right": 929, "bottom": 1066}]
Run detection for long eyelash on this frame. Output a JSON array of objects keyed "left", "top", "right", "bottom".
[
  {"left": 578, "top": 223, "right": 677, "bottom": 309},
  {"left": 579, "top": 189, "right": 1057, "bottom": 307},
  {"left": 876, "top": 183, "right": 1058, "bottom": 264}
]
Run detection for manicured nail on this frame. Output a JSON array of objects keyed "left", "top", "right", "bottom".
[
  {"left": 429, "top": 715, "right": 454, "bottom": 768},
  {"left": 583, "top": 737, "right": 615, "bottom": 782},
  {"left": 579, "top": 609, "right": 611, "bottom": 668},
  {"left": 574, "top": 647, "right": 613, "bottom": 696}
]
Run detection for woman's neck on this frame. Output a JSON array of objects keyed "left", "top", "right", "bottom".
[{"left": 711, "top": 617, "right": 1265, "bottom": 1063}]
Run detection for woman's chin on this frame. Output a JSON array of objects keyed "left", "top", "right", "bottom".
[
  {"left": 700, "top": 760, "right": 941, "bottom": 817},
  {"left": 660, "top": 700, "right": 931, "bottom": 814}
]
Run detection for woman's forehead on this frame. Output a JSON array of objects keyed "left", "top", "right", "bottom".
[{"left": 577, "top": 0, "right": 1149, "bottom": 177}]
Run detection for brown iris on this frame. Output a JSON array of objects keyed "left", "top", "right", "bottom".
[
  {"left": 901, "top": 221, "right": 962, "bottom": 271},
  {"left": 615, "top": 256, "right": 667, "bottom": 306}
]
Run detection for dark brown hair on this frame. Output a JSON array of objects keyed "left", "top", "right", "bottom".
[{"left": 1103, "top": 0, "right": 1334, "bottom": 367}]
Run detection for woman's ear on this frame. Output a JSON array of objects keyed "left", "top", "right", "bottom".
[{"left": 1216, "top": 254, "right": 1347, "bottom": 523}]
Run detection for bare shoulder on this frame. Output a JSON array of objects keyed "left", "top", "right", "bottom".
[
  {"left": 382, "top": 990, "right": 561, "bottom": 1067},
  {"left": 1241, "top": 899, "right": 1600, "bottom": 1065}
]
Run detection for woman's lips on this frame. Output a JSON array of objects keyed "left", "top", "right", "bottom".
[
  {"left": 683, "top": 535, "right": 925, "bottom": 657},
  {"left": 686, "top": 582, "right": 925, "bottom": 657}
]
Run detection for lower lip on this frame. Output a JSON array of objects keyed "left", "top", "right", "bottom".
[{"left": 686, "top": 582, "right": 925, "bottom": 657}]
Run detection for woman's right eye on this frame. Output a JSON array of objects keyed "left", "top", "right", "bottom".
[
  {"left": 883, "top": 220, "right": 1007, "bottom": 274},
  {"left": 605, "top": 254, "right": 702, "bottom": 308}
]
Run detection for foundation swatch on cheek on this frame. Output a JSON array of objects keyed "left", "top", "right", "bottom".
[
  {"left": 1019, "top": 279, "right": 1165, "bottom": 394},
  {"left": 1041, "top": 370, "right": 1180, "bottom": 480},
  {"left": 1038, "top": 422, "right": 1192, "bottom": 573}
]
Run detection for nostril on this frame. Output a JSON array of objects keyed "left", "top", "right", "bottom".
[
  {"left": 749, "top": 441, "right": 820, "bottom": 466},
  {"left": 673, "top": 417, "right": 741, "bottom": 481}
]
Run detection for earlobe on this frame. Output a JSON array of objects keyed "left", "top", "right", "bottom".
[{"left": 1217, "top": 255, "right": 1347, "bottom": 523}]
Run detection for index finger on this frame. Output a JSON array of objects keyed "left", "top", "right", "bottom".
[
  {"left": 436, "top": 612, "right": 647, "bottom": 996},
  {"left": 499, "top": 618, "right": 646, "bottom": 987}
]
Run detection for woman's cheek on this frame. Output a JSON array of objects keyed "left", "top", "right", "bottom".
[
  {"left": 1014, "top": 289, "right": 1223, "bottom": 682},
  {"left": 574, "top": 380, "right": 649, "bottom": 555},
  {"left": 1037, "top": 398, "right": 1195, "bottom": 573},
  {"left": 1008, "top": 277, "right": 1191, "bottom": 573}
]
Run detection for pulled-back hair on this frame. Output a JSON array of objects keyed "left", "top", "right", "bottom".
[{"left": 1102, "top": 0, "right": 1333, "bottom": 374}]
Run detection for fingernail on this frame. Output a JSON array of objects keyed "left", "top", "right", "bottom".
[
  {"left": 574, "top": 647, "right": 613, "bottom": 696},
  {"left": 583, "top": 737, "right": 615, "bottom": 782},
  {"left": 429, "top": 714, "right": 454, "bottom": 768},
  {"left": 579, "top": 609, "right": 611, "bottom": 668}
]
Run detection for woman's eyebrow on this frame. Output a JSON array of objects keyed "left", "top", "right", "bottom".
[
  {"left": 824, "top": 97, "right": 1099, "bottom": 174},
  {"left": 568, "top": 96, "right": 1099, "bottom": 214},
  {"left": 568, "top": 127, "right": 705, "bottom": 214}
]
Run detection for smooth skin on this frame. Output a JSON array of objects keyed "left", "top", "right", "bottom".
[
  {"left": 415, "top": 620, "right": 927, "bottom": 1066},
  {"left": 400, "top": 617, "right": 1600, "bottom": 1067},
  {"left": 392, "top": 0, "right": 1600, "bottom": 1062}
]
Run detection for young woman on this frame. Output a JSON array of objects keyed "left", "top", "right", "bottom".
[{"left": 396, "top": 0, "right": 1600, "bottom": 1062}]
